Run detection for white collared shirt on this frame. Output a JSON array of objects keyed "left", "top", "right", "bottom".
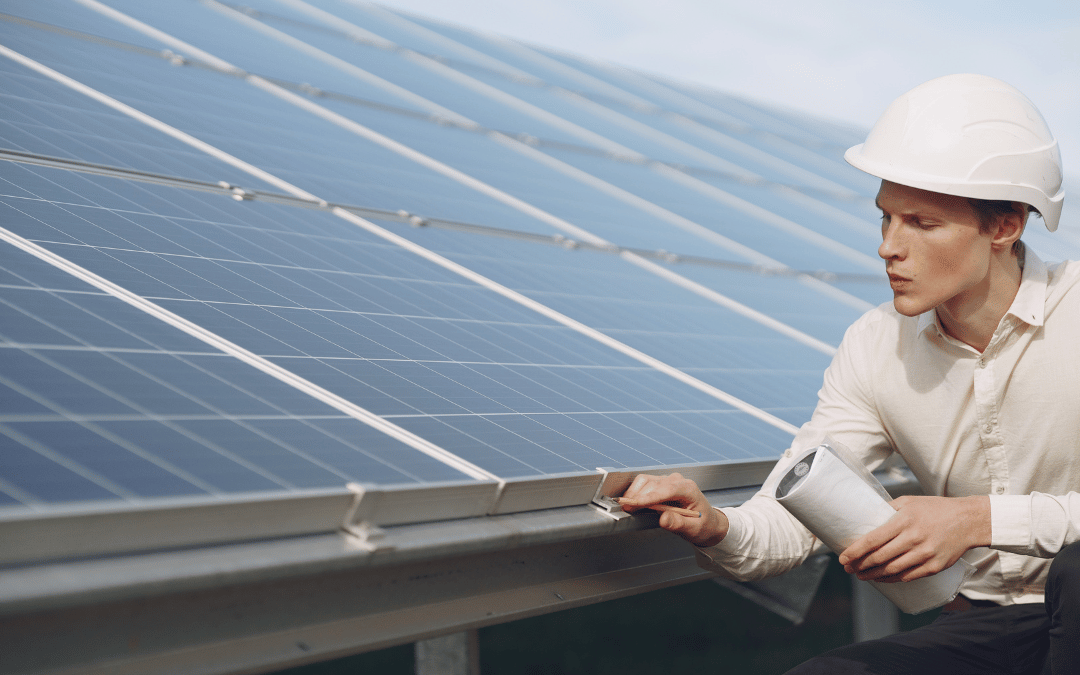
[{"left": 698, "top": 247, "right": 1080, "bottom": 605}]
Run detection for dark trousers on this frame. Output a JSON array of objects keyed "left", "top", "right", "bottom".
[{"left": 784, "top": 541, "right": 1080, "bottom": 675}]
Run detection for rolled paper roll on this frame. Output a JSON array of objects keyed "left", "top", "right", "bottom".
[{"left": 775, "top": 443, "right": 975, "bottom": 614}]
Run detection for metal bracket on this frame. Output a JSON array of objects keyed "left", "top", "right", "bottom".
[
  {"left": 341, "top": 484, "right": 395, "bottom": 552},
  {"left": 342, "top": 520, "right": 390, "bottom": 552},
  {"left": 216, "top": 181, "right": 254, "bottom": 201},
  {"left": 591, "top": 493, "right": 632, "bottom": 520},
  {"left": 590, "top": 469, "right": 633, "bottom": 520}
]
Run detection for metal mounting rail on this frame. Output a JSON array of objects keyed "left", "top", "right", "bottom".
[
  {"left": 0, "top": 465, "right": 919, "bottom": 675},
  {"left": 0, "top": 148, "right": 883, "bottom": 283}
]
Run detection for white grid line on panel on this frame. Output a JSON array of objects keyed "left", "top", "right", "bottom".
[
  {"left": 0, "top": 152, "right": 885, "bottom": 285},
  {"left": 9, "top": 170, "right": 805, "bottom": 376},
  {"left": 0, "top": 39, "right": 802, "bottom": 437},
  {"left": 0, "top": 217, "right": 499, "bottom": 480},
  {"left": 0, "top": 236, "right": 582, "bottom": 334},
  {"left": 1, "top": 358, "right": 226, "bottom": 495},
  {"left": 339, "top": 0, "right": 543, "bottom": 84},
  {"left": 380, "top": 409, "right": 746, "bottom": 418},
  {"left": 0, "top": 414, "right": 351, "bottom": 423},
  {"left": 0, "top": 473, "right": 41, "bottom": 507},
  {"left": 234, "top": 0, "right": 879, "bottom": 258},
  {"left": 4, "top": 337, "right": 816, "bottom": 375},
  {"left": 253, "top": 1, "right": 851, "bottom": 154},
  {"left": 6, "top": 165, "right": 825, "bottom": 434},
  {"left": 69, "top": 4, "right": 844, "bottom": 359},
  {"left": 0, "top": 40, "right": 320, "bottom": 202},
  {"left": 0, "top": 343, "right": 220, "bottom": 356},
  {"left": 0, "top": 336, "right": 292, "bottom": 493},
  {"left": 203, "top": 0, "right": 880, "bottom": 301},
  {"left": 0, "top": 420, "right": 135, "bottom": 500},
  {"left": 203, "top": 0, "right": 477, "bottom": 129},
  {"left": 335, "top": 205, "right": 800, "bottom": 434},
  {"left": 6, "top": 268, "right": 784, "bottom": 480},
  {"left": 0, "top": 258, "right": 462, "bottom": 485},
  {"left": 600, "top": 62, "right": 864, "bottom": 164},
  {"left": 468, "top": 32, "right": 867, "bottom": 199},
  {"left": 0, "top": 15, "right": 862, "bottom": 208}
]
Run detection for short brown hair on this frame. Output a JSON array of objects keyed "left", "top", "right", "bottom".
[{"left": 967, "top": 198, "right": 1032, "bottom": 256}]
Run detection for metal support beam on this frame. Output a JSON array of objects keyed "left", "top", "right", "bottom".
[
  {"left": 0, "top": 524, "right": 713, "bottom": 675},
  {"left": 0, "top": 475, "right": 918, "bottom": 674},
  {"left": 415, "top": 630, "right": 480, "bottom": 675}
]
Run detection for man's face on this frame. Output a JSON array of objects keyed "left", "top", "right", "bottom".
[{"left": 876, "top": 181, "right": 994, "bottom": 318}]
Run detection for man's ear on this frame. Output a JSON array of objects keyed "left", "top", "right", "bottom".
[{"left": 990, "top": 203, "right": 1027, "bottom": 252}]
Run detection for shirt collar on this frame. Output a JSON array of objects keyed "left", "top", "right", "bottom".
[
  {"left": 1009, "top": 245, "right": 1047, "bottom": 327},
  {"left": 916, "top": 245, "right": 1048, "bottom": 336}
]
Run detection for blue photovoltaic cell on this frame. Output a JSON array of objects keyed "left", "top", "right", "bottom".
[
  {"left": 378, "top": 220, "right": 839, "bottom": 419},
  {"left": 0, "top": 236, "right": 474, "bottom": 509},
  {"left": 0, "top": 159, "right": 797, "bottom": 480},
  {"left": 0, "top": 57, "right": 283, "bottom": 193},
  {"left": 0, "top": 18, "right": 565, "bottom": 233},
  {"left": 270, "top": 1, "right": 872, "bottom": 193},
  {"left": 84, "top": 0, "right": 887, "bottom": 279},
  {"left": 0, "top": 1, "right": 973, "bottom": 509},
  {"left": 2, "top": 3, "right": 887, "bottom": 290}
]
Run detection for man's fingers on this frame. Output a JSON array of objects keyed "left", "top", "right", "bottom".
[
  {"left": 856, "top": 556, "right": 940, "bottom": 583},
  {"left": 839, "top": 519, "right": 904, "bottom": 566},
  {"left": 845, "top": 533, "right": 916, "bottom": 572},
  {"left": 851, "top": 550, "right": 919, "bottom": 580},
  {"left": 621, "top": 473, "right": 691, "bottom": 509},
  {"left": 615, "top": 472, "right": 725, "bottom": 546},
  {"left": 850, "top": 543, "right": 949, "bottom": 582},
  {"left": 632, "top": 502, "right": 701, "bottom": 518},
  {"left": 659, "top": 510, "right": 690, "bottom": 530},
  {"left": 658, "top": 509, "right": 707, "bottom": 537}
]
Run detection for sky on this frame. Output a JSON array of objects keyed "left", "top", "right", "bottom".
[{"left": 369, "top": 0, "right": 1080, "bottom": 188}]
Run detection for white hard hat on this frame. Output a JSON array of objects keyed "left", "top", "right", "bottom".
[{"left": 845, "top": 74, "right": 1064, "bottom": 232}]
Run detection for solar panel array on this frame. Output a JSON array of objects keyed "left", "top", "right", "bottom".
[{"left": 2, "top": 0, "right": 1075, "bottom": 528}]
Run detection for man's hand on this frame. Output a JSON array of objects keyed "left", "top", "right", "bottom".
[
  {"left": 619, "top": 472, "right": 729, "bottom": 547},
  {"left": 838, "top": 495, "right": 990, "bottom": 583}
]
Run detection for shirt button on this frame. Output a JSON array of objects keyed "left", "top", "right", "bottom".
[
  {"left": 977, "top": 358, "right": 986, "bottom": 368},
  {"left": 996, "top": 486, "right": 1005, "bottom": 494},
  {"left": 984, "top": 424, "right": 993, "bottom": 433}
]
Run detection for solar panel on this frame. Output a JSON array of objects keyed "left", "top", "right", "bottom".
[
  {"left": 3, "top": 3, "right": 1074, "bottom": 673},
  {"left": 0, "top": 227, "right": 477, "bottom": 507},
  {"left": 0, "top": 0, "right": 949, "bottom": 537},
  {"left": 151, "top": 0, "right": 886, "bottom": 275},
  {"left": 0, "top": 153, "right": 796, "bottom": 489}
]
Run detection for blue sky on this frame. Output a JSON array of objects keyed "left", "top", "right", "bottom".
[{"left": 370, "top": 0, "right": 1080, "bottom": 193}]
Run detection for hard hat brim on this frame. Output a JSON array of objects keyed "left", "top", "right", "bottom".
[{"left": 845, "top": 144, "right": 1063, "bottom": 232}]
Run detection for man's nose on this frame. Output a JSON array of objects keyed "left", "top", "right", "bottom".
[{"left": 879, "top": 221, "right": 904, "bottom": 260}]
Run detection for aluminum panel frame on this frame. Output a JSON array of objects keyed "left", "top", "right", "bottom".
[
  {"left": 594, "top": 458, "right": 775, "bottom": 503},
  {"left": 0, "top": 489, "right": 354, "bottom": 565},
  {"left": 345, "top": 479, "right": 500, "bottom": 527}
]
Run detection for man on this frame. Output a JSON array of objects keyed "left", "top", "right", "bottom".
[{"left": 620, "top": 74, "right": 1078, "bottom": 674}]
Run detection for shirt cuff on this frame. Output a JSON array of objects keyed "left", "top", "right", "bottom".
[
  {"left": 989, "top": 494, "right": 1031, "bottom": 551},
  {"left": 694, "top": 507, "right": 745, "bottom": 556}
]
